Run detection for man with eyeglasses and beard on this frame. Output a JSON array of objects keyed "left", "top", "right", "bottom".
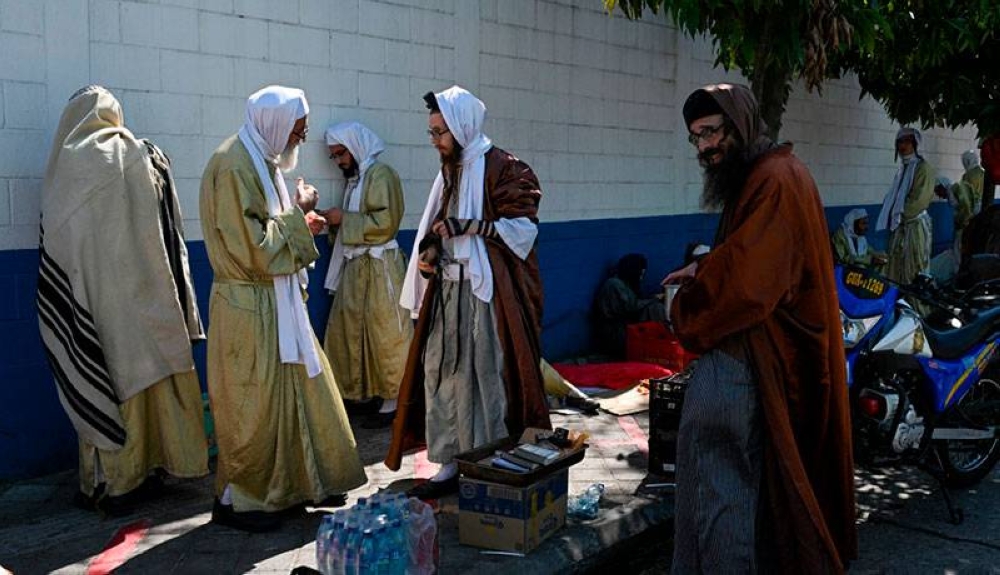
[
  {"left": 200, "top": 86, "right": 366, "bottom": 532},
  {"left": 662, "top": 84, "right": 856, "bottom": 573},
  {"left": 319, "top": 121, "right": 413, "bottom": 428},
  {"left": 386, "top": 86, "right": 551, "bottom": 499}
]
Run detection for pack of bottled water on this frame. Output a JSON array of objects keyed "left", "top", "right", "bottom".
[{"left": 315, "top": 492, "right": 437, "bottom": 575}]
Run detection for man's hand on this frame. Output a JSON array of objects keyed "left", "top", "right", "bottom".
[
  {"left": 418, "top": 244, "right": 439, "bottom": 275},
  {"left": 431, "top": 219, "right": 452, "bottom": 238},
  {"left": 662, "top": 261, "right": 698, "bottom": 286},
  {"left": 295, "top": 177, "right": 319, "bottom": 213},
  {"left": 872, "top": 254, "right": 888, "bottom": 266},
  {"left": 322, "top": 207, "right": 343, "bottom": 227},
  {"left": 305, "top": 211, "right": 326, "bottom": 236}
]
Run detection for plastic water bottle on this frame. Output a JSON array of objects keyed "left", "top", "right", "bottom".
[
  {"left": 372, "top": 524, "right": 391, "bottom": 575},
  {"left": 358, "top": 528, "right": 377, "bottom": 575},
  {"left": 386, "top": 518, "right": 406, "bottom": 575},
  {"left": 567, "top": 483, "right": 605, "bottom": 520},
  {"left": 325, "top": 513, "right": 347, "bottom": 575},
  {"left": 316, "top": 514, "right": 333, "bottom": 574},
  {"left": 341, "top": 520, "right": 361, "bottom": 575}
]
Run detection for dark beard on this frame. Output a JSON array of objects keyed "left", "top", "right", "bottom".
[
  {"left": 340, "top": 159, "right": 358, "bottom": 179},
  {"left": 440, "top": 141, "right": 464, "bottom": 173},
  {"left": 700, "top": 144, "right": 751, "bottom": 211}
]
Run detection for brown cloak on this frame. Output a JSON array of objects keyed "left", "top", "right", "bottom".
[
  {"left": 672, "top": 85, "right": 857, "bottom": 573},
  {"left": 385, "top": 146, "right": 551, "bottom": 470}
]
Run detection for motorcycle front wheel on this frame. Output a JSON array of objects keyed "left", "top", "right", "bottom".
[{"left": 934, "top": 375, "right": 1000, "bottom": 488}]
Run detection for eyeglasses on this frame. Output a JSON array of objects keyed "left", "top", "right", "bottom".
[
  {"left": 427, "top": 128, "right": 451, "bottom": 140},
  {"left": 291, "top": 126, "right": 309, "bottom": 141},
  {"left": 687, "top": 123, "right": 725, "bottom": 147},
  {"left": 329, "top": 148, "right": 350, "bottom": 160}
]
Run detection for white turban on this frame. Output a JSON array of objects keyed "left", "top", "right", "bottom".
[
  {"left": 401, "top": 86, "right": 495, "bottom": 316},
  {"left": 842, "top": 208, "right": 869, "bottom": 257},
  {"left": 896, "top": 126, "right": 922, "bottom": 149},
  {"left": 323, "top": 121, "right": 387, "bottom": 292},
  {"left": 237, "top": 86, "right": 321, "bottom": 378}
]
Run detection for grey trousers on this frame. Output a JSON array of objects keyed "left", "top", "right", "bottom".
[
  {"left": 422, "top": 278, "right": 507, "bottom": 463},
  {"left": 672, "top": 349, "right": 763, "bottom": 575}
]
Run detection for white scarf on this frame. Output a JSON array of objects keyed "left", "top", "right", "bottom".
[
  {"left": 877, "top": 154, "right": 920, "bottom": 232},
  {"left": 401, "top": 86, "right": 494, "bottom": 318},
  {"left": 238, "top": 85, "right": 321, "bottom": 378},
  {"left": 841, "top": 208, "right": 869, "bottom": 258},
  {"left": 323, "top": 121, "right": 387, "bottom": 292}
]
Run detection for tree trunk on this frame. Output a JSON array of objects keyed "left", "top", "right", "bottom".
[
  {"left": 748, "top": 9, "right": 793, "bottom": 141},
  {"left": 750, "top": 63, "right": 793, "bottom": 142}
]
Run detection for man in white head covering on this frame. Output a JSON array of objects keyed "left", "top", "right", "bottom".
[
  {"left": 831, "top": 208, "right": 887, "bottom": 268},
  {"left": 935, "top": 149, "right": 986, "bottom": 256},
  {"left": 386, "top": 86, "right": 551, "bottom": 499},
  {"left": 319, "top": 121, "right": 412, "bottom": 429},
  {"left": 876, "top": 127, "right": 936, "bottom": 283},
  {"left": 38, "top": 86, "right": 207, "bottom": 515},
  {"left": 200, "top": 86, "right": 366, "bottom": 531}
]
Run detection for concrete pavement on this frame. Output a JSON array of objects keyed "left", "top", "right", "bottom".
[{"left": 0, "top": 409, "right": 672, "bottom": 574}]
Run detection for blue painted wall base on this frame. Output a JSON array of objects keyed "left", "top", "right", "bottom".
[{"left": 0, "top": 202, "right": 956, "bottom": 479}]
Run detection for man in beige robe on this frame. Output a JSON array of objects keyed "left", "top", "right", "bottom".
[
  {"left": 38, "top": 86, "right": 207, "bottom": 515},
  {"left": 200, "top": 85, "right": 366, "bottom": 532},
  {"left": 320, "top": 122, "right": 412, "bottom": 429},
  {"left": 877, "top": 127, "right": 936, "bottom": 284}
]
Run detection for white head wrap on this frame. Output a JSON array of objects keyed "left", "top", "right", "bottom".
[
  {"left": 237, "top": 85, "right": 321, "bottom": 378},
  {"left": 896, "top": 126, "right": 922, "bottom": 149},
  {"left": 962, "top": 149, "right": 980, "bottom": 171},
  {"left": 877, "top": 127, "right": 923, "bottom": 232},
  {"left": 323, "top": 121, "right": 387, "bottom": 291},
  {"left": 842, "top": 208, "right": 869, "bottom": 257},
  {"left": 401, "top": 86, "right": 495, "bottom": 317}
]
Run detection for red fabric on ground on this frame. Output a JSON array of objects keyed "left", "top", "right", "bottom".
[{"left": 550, "top": 362, "right": 673, "bottom": 390}]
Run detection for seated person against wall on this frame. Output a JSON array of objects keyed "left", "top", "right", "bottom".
[
  {"left": 831, "top": 208, "right": 887, "bottom": 269},
  {"left": 593, "top": 253, "right": 667, "bottom": 358}
]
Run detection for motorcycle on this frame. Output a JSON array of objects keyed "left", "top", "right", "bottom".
[{"left": 837, "top": 264, "right": 1000, "bottom": 523}]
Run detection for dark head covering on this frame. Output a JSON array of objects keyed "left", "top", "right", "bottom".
[
  {"left": 683, "top": 83, "right": 774, "bottom": 159},
  {"left": 682, "top": 89, "right": 723, "bottom": 126},
  {"left": 615, "top": 253, "right": 647, "bottom": 295}
]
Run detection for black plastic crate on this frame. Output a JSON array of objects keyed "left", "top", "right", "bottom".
[{"left": 647, "top": 370, "right": 691, "bottom": 477}]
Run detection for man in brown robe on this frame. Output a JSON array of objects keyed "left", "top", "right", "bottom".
[
  {"left": 664, "top": 84, "right": 856, "bottom": 573},
  {"left": 387, "top": 86, "right": 550, "bottom": 498}
]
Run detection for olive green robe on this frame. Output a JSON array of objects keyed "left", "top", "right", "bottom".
[
  {"left": 324, "top": 162, "right": 413, "bottom": 401},
  {"left": 200, "top": 135, "right": 367, "bottom": 512}
]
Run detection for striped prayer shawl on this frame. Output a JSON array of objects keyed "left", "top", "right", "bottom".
[{"left": 37, "top": 225, "right": 126, "bottom": 446}]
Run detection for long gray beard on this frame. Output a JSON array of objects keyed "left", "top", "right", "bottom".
[{"left": 278, "top": 143, "right": 299, "bottom": 172}]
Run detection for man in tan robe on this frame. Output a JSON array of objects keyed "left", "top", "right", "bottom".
[
  {"left": 664, "top": 84, "right": 856, "bottom": 573},
  {"left": 387, "top": 86, "right": 551, "bottom": 499},
  {"left": 877, "top": 127, "right": 936, "bottom": 284},
  {"left": 320, "top": 121, "right": 412, "bottom": 429},
  {"left": 38, "top": 86, "right": 207, "bottom": 515},
  {"left": 200, "top": 86, "right": 366, "bottom": 532}
]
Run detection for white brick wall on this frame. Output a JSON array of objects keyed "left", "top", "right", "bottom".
[{"left": 0, "top": 0, "right": 979, "bottom": 250}]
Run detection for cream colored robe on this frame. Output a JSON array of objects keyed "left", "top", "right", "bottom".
[
  {"left": 200, "top": 136, "right": 367, "bottom": 512},
  {"left": 324, "top": 162, "right": 413, "bottom": 401},
  {"left": 886, "top": 160, "right": 935, "bottom": 284}
]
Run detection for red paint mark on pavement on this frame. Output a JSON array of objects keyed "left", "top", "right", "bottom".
[
  {"left": 615, "top": 415, "right": 649, "bottom": 455},
  {"left": 87, "top": 519, "right": 151, "bottom": 575},
  {"left": 414, "top": 449, "right": 434, "bottom": 479}
]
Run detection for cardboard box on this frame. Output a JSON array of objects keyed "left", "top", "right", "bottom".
[{"left": 458, "top": 469, "right": 568, "bottom": 554}]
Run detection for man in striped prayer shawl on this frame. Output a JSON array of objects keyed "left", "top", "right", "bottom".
[{"left": 37, "top": 86, "right": 208, "bottom": 515}]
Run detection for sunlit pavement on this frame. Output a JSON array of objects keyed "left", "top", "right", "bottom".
[{"left": 0, "top": 411, "right": 672, "bottom": 574}]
